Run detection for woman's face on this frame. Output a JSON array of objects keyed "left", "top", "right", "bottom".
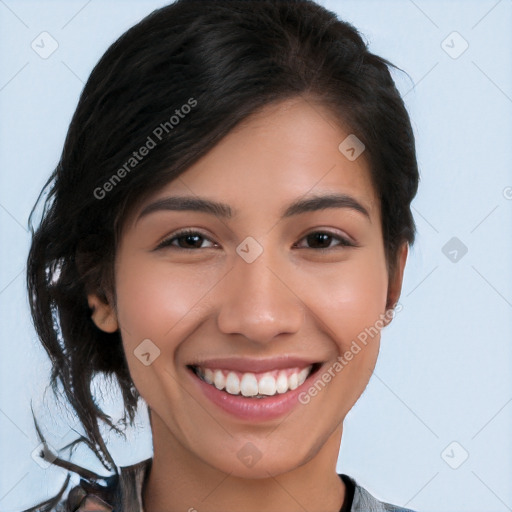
[{"left": 90, "top": 97, "right": 406, "bottom": 477}]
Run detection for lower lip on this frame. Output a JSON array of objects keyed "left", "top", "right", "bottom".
[{"left": 188, "top": 366, "right": 320, "bottom": 422}]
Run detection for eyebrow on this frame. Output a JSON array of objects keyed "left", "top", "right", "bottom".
[{"left": 137, "top": 193, "right": 371, "bottom": 222}]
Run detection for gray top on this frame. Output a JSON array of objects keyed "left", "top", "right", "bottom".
[{"left": 30, "top": 458, "right": 416, "bottom": 512}]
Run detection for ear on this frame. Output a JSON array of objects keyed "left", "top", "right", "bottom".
[
  {"left": 383, "top": 242, "right": 408, "bottom": 325},
  {"left": 87, "top": 294, "right": 119, "bottom": 333}
]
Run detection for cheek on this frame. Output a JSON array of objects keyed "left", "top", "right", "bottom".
[
  {"left": 329, "top": 266, "right": 386, "bottom": 344},
  {"left": 298, "top": 253, "right": 388, "bottom": 412},
  {"left": 294, "top": 251, "right": 388, "bottom": 351},
  {"left": 114, "top": 256, "right": 218, "bottom": 343},
  {"left": 113, "top": 256, "right": 212, "bottom": 407}
]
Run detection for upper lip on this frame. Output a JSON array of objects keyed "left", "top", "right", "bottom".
[{"left": 189, "top": 356, "right": 320, "bottom": 373}]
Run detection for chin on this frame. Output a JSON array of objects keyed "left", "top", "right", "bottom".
[{"left": 200, "top": 434, "right": 317, "bottom": 479}]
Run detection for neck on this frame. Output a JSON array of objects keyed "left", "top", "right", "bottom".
[{"left": 143, "top": 411, "right": 345, "bottom": 512}]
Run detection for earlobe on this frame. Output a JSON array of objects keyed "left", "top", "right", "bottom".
[{"left": 87, "top": 294, "right": 119, "bottom": 333}]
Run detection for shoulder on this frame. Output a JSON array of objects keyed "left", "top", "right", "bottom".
[{"left": 342, "top": 474, "right": 417, "bottom": 512}]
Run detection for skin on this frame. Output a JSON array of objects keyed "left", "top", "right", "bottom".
[{"left": 88, "top": 96, "right": 408, "bottom": 512}]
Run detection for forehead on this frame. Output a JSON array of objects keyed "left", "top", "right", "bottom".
[{"left": 134, "top": 97, "right": 379, "bottom": 223}]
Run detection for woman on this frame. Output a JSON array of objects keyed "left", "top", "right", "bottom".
[{"left": 25, "top": 0, "right": 419, "bottom": 510}]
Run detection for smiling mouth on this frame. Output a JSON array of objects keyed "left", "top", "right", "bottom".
[{"left": 188, "top": 362, "right": 322, "bottom": 398}]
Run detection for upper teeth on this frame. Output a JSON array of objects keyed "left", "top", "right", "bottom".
[{"left": 196, "top": 366, "right": 312, "bottom": 397}]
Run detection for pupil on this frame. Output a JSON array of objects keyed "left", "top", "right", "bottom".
[
  {"left": 182, "top": 235, "right": 201, "bottom": 248},
  {"left": 308, "top": 233, "right": 330, "bottom": 248}
]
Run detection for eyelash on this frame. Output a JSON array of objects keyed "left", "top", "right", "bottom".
[{"left": 155, "top": 228, "right": 356, "bottom": 251}]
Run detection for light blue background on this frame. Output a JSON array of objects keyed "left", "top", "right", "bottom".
[{"left": 1, "top": 1, "right": 511, "bottom": 511}]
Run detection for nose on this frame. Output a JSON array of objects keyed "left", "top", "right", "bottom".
[{"left": 216, "top": 250, "right": 304, "bottom": 345}]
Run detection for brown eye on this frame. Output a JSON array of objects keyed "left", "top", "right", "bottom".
[
  {"left": 155, "top": 229, "right": 217, "bottom": 250},
  {"left": 295, "top": 231, "right": 355, "bottom": 250}
]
